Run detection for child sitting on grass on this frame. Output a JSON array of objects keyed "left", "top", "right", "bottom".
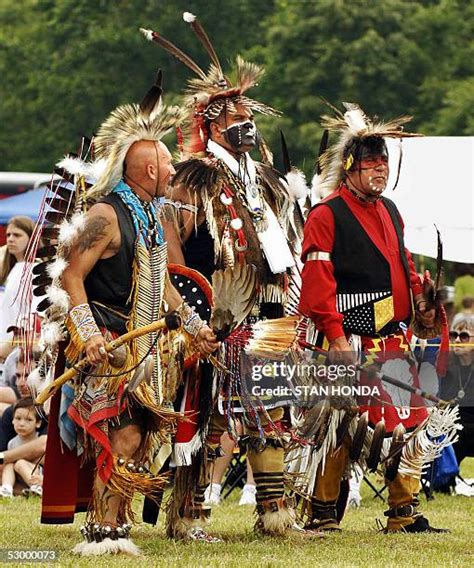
[{"left": 0, "top": 397, "right": 43, "bottom": 497}]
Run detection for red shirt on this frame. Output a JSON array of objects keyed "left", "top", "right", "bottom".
[{"left": 300, "top": 184, "right": 422, "bottom": 341}]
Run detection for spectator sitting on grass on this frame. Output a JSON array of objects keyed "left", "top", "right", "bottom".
[
  {"left": 0, "top": 356, "right": 47, "bottom": 487},
  {"left": 0, "top": 397, "right": 43, "bottom": 497}
]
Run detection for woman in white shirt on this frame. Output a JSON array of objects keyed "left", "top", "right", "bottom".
[{"left": 0, "top": 216, "right": 38, "bottom": 361}]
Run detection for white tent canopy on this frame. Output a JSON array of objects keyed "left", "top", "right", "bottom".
[{"left": 385, "top": 136, "right": 473, "bottom": 263}]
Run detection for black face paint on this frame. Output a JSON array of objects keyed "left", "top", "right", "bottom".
[{"left": 221, "top": 120, "right": 258, "bottom": 150}]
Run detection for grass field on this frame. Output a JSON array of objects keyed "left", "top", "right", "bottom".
[{"left": 1, "top": 460, "right": 473, "bottom": 567}]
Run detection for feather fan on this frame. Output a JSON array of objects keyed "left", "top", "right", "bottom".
[{"left": 210, "top": 263, "right": 257, "bottom": 340}]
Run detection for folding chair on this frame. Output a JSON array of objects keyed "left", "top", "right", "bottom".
[
  {"left": 221, "top": 449, "right": 247, "bottom": 500},
  {"left": 363, "top": 475, "right": 387, "bottom": 502}
]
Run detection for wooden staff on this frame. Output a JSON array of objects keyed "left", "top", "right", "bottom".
[
  {"left": 297, "top": 341, "right": 449, "bottom": 406},
  {"left": 36, "top": 315, "right": 179, "bottom": 405},
  {"left": 364, "top": 367, "right": 447, "bottom": 406}
]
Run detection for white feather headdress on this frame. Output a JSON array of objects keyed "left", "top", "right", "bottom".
[{"left": 317, "top": 102, "right": 421, "bottom": 197}]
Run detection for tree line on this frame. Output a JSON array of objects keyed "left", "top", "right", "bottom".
[{"left": 0, "top": 0, "right": 472, "bottom": 175}]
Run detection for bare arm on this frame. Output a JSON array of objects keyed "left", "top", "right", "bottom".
[
  {"left": 162, "top": 220, "right": 186, "bottom": 266},
  {"left": 165, "top": 184, "right": 204, "bottom": 245},
  {"left": 62, "top": 203, "right": 120, "bottom": 364},
  {"left": 162, "top": 187, "right": 219, "bottom": 355},
  {"left": 62, "top": 203, "right": 120, "bottom": 304},
  {"left": 3, "top": 435, "right": 46, "bottom": 464}
]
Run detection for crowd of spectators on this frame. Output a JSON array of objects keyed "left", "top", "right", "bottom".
[
  {"left": 0, "top": 349, "right": 47, "bottom": 497},
  {"left": 0, "top": 215, "right": 46, "bottom": 497}
]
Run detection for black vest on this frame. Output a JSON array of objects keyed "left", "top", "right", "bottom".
[
  {"left": 317, "top": 195, "right": 411, "bottom": 337},
  {"left": 183, "top": 222, "right": 216, "bottom": 281},
  {"left": 84, "top": 193, "right": 136, "bottom": 333}
]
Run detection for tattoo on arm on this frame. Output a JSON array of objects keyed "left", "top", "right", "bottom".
[{"left": 78, "top": 216, "right": 110, "bottom": 252}]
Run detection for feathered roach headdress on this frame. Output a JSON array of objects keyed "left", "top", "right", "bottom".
[
  {"left": 26, "top": 73, "right": 183, "bottom": 403},
  {"left": 316, "top": 102, "right": 421, "bottom": 197},
  {"left": 140, "top": 12, "right": 279, "bottom": 155},
  {"left": 88, "top": 71, "right": 184, "bottom": 199}
]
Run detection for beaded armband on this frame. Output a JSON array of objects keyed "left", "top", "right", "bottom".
[
  {"left": 178, "top": 302, "right": 205, "bottom": 338},
  {"left": 68, "top": 303, "right": 101, "bottom": 343}
]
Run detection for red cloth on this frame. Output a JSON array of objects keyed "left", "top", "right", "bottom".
[
  {"left": 358, "top": 333, "right": 428, "bottom": 433},
  {"left": 300, "top": 184, "right": 422, "bottom": 341},
  {"left": 41, "top": 348, "right": 94, "bottom": 524},
  {"left": 66, "top": 329, "right": 126, "bottom": 485},
  {"left": 174, "top": 366, "right": 201, "bottom": 445},
  {"left": 66, "top": 383, "right": 126, "bottom": 485}
]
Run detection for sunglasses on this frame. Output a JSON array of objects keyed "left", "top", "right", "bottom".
[{"left": 449, "top": 331, "right": 472, "bottom": 342}]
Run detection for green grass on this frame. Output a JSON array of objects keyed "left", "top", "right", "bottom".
[{"left": 1, "top": 460, "right": 474, "bottom": 567}]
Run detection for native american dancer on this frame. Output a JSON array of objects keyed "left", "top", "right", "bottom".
[
  {"left": 141, "top": 12, "right": 314, "bottom": 540},
  {"left": 291, "top": 103, "right": 460, "bottom": 533},
  {"left": 33, "top": 76, "right": 218, "bottom": 555}
]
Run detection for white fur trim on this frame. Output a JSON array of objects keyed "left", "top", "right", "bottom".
[
  {"left": 173, "top": 431, "right": 203, "bottom": 466},
  {"left": 344, "top": 108, "right": 368, "bottom": 136},
  {"left": 311, "top": 172, "right": 327, "bottom": 203},
  {"left": 46, "top": 258, "right": 68, "bottom": 280},
  {"left": 41, "top": 366, "right": 55, "bottom": 415},
  {"left": 42, "top": 320, "right": 65, "bottom": 347},
  {"left": 260, "top": 507, "right": 296, "bottom": 536},
  {"left": 58, "top": 212, "right": 87, "bottom": 246},
  {"left": 285, "top": 169, "right": 308, "bottom": 200},
  {"left": 26, "top": 368, "right": 43, "bottom": 397},
  {"left": 183, "top": 12, "right": 196, "bottom": 23},
  {"left": 56, "top": 156, "right": 87, "bottom": 176},
  {"left": 71, "top": 541, "right": 87, "bottom": 555},
  {"left": 72, "top": 538, "right": 141, "bottom": 557},
  {"left": 86, "top": 159, "right": 107, "bottom": 183},
  {"left": 58, "top": 220, "right": 76, "bottom": 246},
  {"left": 46, "top": 285, "right": 70, "bottom": 312},
  {"left": 139, "top": 28, "right": 154, "bottom": 41}
]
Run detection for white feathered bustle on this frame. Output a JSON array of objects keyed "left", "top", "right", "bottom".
[{"left": 285, "top": 169, "right": 308, "bottom": 201}]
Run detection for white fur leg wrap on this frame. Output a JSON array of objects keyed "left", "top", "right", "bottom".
[
  {"left": 72, "top": 537, "right": 141, "bottom": 556},
  {"left": 259, "top": 506, "right": 296, "bottom": 536}
]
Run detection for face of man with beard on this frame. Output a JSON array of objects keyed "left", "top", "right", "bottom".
[{"left": 209, "top": 102, "right": 258, "bottom": 154}]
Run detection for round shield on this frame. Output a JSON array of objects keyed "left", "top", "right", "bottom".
[{"left": 168, "top": 263, "right": 213, "bottom": 324}]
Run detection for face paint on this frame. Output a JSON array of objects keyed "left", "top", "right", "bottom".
[
  {"left": 221, "top": 120, "right": 258, "bottom": 149},
  {"left": 359, "top": 155, "right": 389, "bottom": 170}
]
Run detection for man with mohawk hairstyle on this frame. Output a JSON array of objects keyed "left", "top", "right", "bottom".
[
  {"left": 298, "top": 102, "right": 457, "bottom": 533},
  {"left": 38, "top": 73, "right": 219, "bottom": 556},
  {"left": 141, "top": 12, "right": 314, "bottom": 540}
]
